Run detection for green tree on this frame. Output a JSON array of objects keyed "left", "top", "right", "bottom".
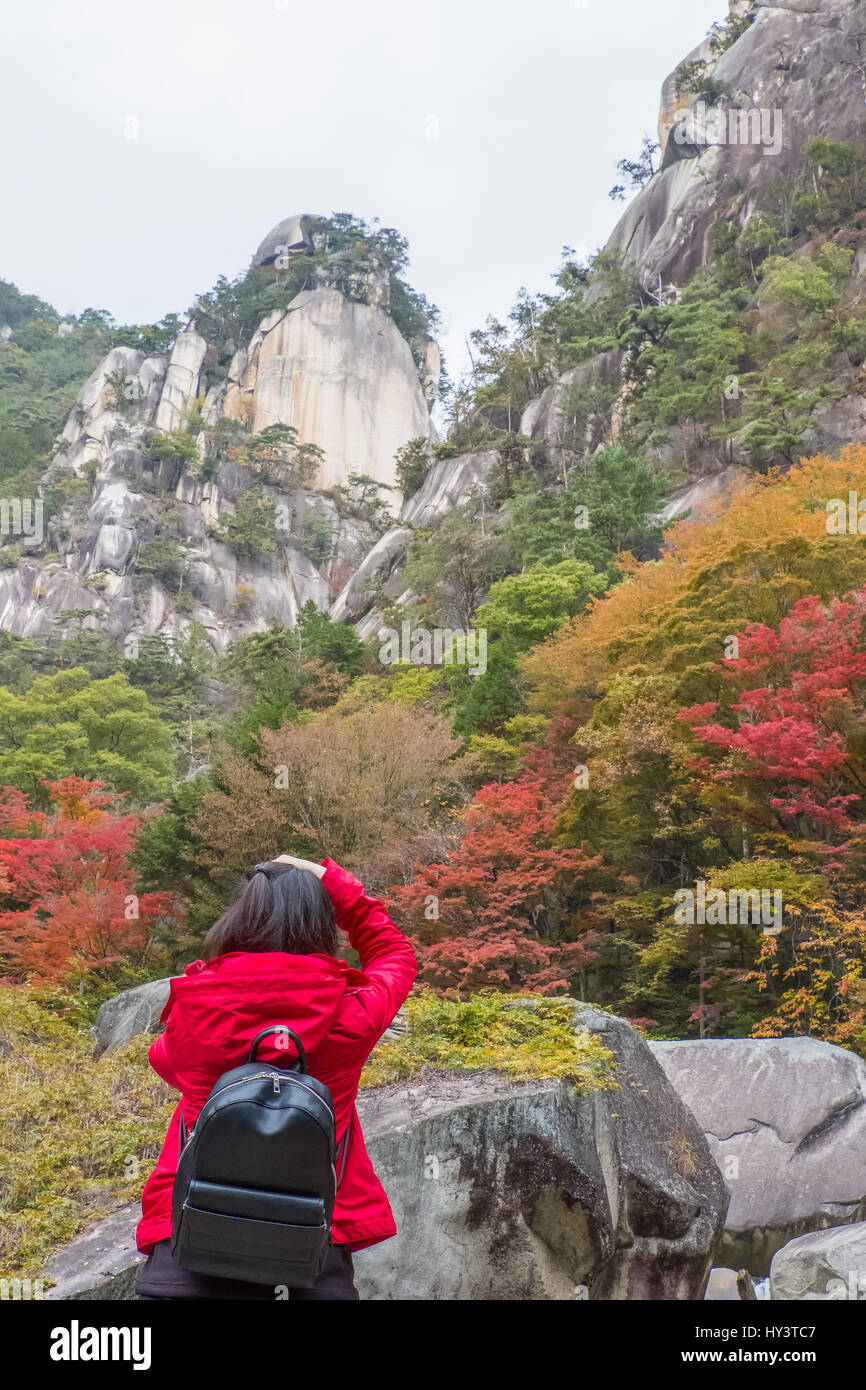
[
  {"left": 759, "top": 248, "right": 851, "bottom": 316},
  {"left": 0, "top": 669, "right": 173, "bottom": 803},
  {"left": 404, "top": 510, "right": 508, "bottom": 629},
  {"left": 453, "top": 560, "right": 606, "bottom": 737},
  {"left": 213, "top": 487, "right": 277, "bottom": 558},
  {"left": 475, "top": 559, "right": 606, "bottom": 651},
  {"left": 394, "top": 437, "right": 431, "bottom": 499},
  {"left": 244, "top": 424, "right": 324, "bottom": 489},
  {"left": 608, "top": 136, "right": 659, "bottom": 202},
  {"left": 295, "top": 601, "right": 368, "bottom": 674},
  {"left": 134, "top": 534, "right": 192, "bottom": 593}
]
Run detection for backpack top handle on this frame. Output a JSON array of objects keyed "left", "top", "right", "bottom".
[{"left": 248, "top": 1025, "right": 309, "bottom": 1073}]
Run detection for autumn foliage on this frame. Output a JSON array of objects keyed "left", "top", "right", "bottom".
[
  {"left": 677, "top": 588, "right": 866, "bottom": 1046},
  {"left": 389, "top": 745, "right": 608, "bottom": 996},
  {"left": 0, "top": 778, "right": 178, "bottom": 984},
  {"left": 7, "top": 448, "right": 866, "bottom": 1052},
  {"left": 516, "top": 447, "right": 866, "bottom": 1047}
]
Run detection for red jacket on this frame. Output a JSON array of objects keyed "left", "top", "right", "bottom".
[{"left": 136, "top": 859, "right": 417, "bottom": 1255}]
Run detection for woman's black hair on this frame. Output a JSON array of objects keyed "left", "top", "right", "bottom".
[{"left": 203, "top": 862, "right": 338, "bottom": 960}]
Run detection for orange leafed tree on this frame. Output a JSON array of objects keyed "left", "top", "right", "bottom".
[{"left": 524, "top": 447, "right": 866, "bottom": 713}]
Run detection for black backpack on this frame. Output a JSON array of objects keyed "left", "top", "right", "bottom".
[{"left": 171, "top": 1024, "right": 350, "bottom": 1288}]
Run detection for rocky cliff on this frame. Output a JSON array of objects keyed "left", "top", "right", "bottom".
[
  {"left": 609, "top": 0, "right": 865, "bottom": 295},
  {"left": 4, "top": 1, "right": 866, "bottom": 656},
  {"left": 0, "top": 218, "right": 439, "bottom": 654},
  {"left": 516, "top": 0, "right": 866, "bottom": 502}
]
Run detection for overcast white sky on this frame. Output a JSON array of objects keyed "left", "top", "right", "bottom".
[{"left": 0, "top": 0, "right": 722, "bottom": 382}]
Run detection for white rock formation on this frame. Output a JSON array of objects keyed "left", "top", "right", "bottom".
[
  {"left": 329, "top": 525, "right": 412, "bottom": 625},
  {"left": 657, "top": 465, "right": 748, "bottom": 526},
  {"left": 0, "top": 216, "right": 439, "bottom": 653},
  {"left": 219, "top": 288, "right": 431, "bottom": 493},
  {"left": 153, "top": 328, "right": 207, "bottom": 432}
]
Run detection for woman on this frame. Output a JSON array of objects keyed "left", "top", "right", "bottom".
[{"left": 135, "top": 852, "right": 417, "bottom": 1300}]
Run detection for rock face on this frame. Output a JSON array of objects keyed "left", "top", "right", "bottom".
[
  {"left": 218, "top": 288, "right": 430, "bottom": 492},
  {"left": 251, "top": 213, "right": 319, "bottom": 268},
  {"left": 519, "top": 349, "right": 625, "bottom": 471},
  {"left": 42, "top": 1003, "right": 727, "bottom": 1301},
  {"left": 400, "top": 450, "right": 500, "bottom": 528},
  {"left": 354, "top": 1004, "right": 727, "bottom": 1300},
  {"left": 0, "top": 217, "right": 436, "bottom": 655},
  {"left": 651, "top": 1037, "right": 866, "bottom": 1275},
  {"left": 657, "top": 464, "right": 748, "bottom": 526},
  {"left": 92, "top": 978, "right": 173, "bottom": 1058},
  {"left": 607, "top": 0, "right": 865, "bottom": 295},
  {"left": 512, "top": 1, "right": 866, "bottom": 492},
  {"left": 329, "top": 525, "right": 412, "bottom": 627},
  {"left": 770, "top": 1221, "right": 866, "bottom": 1301}
]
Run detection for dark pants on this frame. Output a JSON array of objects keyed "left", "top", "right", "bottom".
[{"left": 136, "top": 1238, "right": 359, "bottom": 1301}]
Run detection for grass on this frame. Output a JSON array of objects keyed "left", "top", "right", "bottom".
[{"left": 0, "top": 986, "right": 175, "bottom": 1277}]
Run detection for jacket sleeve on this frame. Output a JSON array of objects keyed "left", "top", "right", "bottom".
[
  {"left": 148, "top": 1028, "right": 181, "bottom": 1090},
  {"left": 321, "top": 857, "right": 417, "bottom": 1039},
  {"left": 147, "top": 962, "right": 204, "bottom": 1090}
]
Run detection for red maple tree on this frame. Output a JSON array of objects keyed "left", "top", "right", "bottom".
[
  {"left": 679, "top": 589, "right": 866, "bottom": 856},
  {"left": 0, "top": 777, "right": 179, "bottom": 984},
  {"left": 389, "top": 746, "right": 606, "bottom": 996}
]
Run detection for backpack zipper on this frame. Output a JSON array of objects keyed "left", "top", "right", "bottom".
[
  {"left": 182, "top": 1072, "right": 336, "bottom": 1154},
  {"left": 206, "top": 1071, "right": 334, "bottom": 1123}
]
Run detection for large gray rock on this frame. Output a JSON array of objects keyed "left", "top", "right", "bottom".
[
  {"left": 704, "top": 1266, "right": 742, "bottom": 1301},
  {"left": 657, "top": 465, "right": 748, "bottom": 526},
  {"left": 651, "top": 1037, "right": 866, "bottom": 1275},
  {"left": 251, "top": 213, "right": 319, "bottom": 268},
  {"left": 329, "top": 525, "right": 412, "bottom": 625},
  {"left": 353, "top": 1002, "right": 727, "bottom": 1300},
  {"left": 93, "top": 978, "right": 173, "bottom": 1057},
  {"left": 42, "top": 1004, "right": 727, "bottom": 1300},
  {"left": 770, "top": 1221, "right": 866, "bottom": 1301},
  {"left": 519, "top": 349, "right": 624, "bottom": 468},
  {"left": 44, "top": 1206, "right": 144, "bottom": 1301}
]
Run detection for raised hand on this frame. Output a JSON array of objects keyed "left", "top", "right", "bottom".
[{"left": 271, "top": 854, "right": 327, "bottom": 880}]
